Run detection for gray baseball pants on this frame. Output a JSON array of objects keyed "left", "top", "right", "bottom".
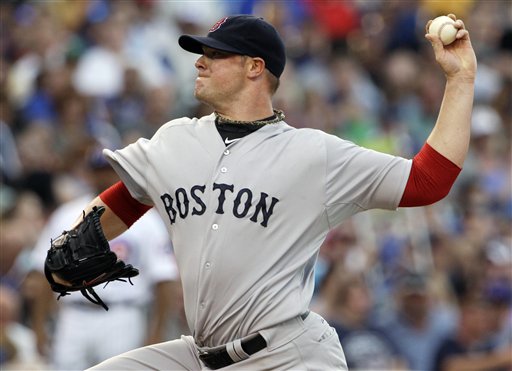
[{"left": 88, "top": 311, "right": 347, "bottom": 370}]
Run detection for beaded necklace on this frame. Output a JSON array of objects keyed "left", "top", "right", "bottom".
[{"left": 214, "top": 109, "right": 285, "bottom": 125}]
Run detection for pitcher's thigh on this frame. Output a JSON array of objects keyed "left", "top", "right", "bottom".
[{"left": 88, "top": 335, "right": 202, "bottom": 371}]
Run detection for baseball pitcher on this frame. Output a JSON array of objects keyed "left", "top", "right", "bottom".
[{"left": 44, "top": 14, "right": 476, "bottom": 370}]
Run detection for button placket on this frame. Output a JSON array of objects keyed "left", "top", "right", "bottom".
[
  {"left": 219, "top": 147, "right": 231, "bottom": 172},
  {"left": 197, "top": 146, "right": 231, "bottom": 325}
]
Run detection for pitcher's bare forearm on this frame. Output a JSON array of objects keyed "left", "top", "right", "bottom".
[
  {"left": 424, "top": 14, "right": 477, "bottom": 168},
  {"left": 426, "top": 77, "right": 474, "bottom": 167},
  {"left": 71, "top": 196, "right": 128, "bottom": 240}
]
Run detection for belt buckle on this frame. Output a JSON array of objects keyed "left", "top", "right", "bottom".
[
  {"left": 198, "top": 348, "right": 209, "bottom": 357},
  {"left": 198, "top": 348, "right": 229, "bottom": 370}
]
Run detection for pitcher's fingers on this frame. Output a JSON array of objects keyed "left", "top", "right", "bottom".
[
  {"left": 454, "top": 19, "right": 465, "bottom": 30},
  {"left": 447, "top": 13, "right": 457, "bottom": 21},
  {"left": 456, "top": 29, "right": 469, "bottom": 40},
  {"left": 425, "top": 33, "right": 444, "bottom": 55},
  {"left": 425, "top": 19, "right": 433, "bottom": 34}
]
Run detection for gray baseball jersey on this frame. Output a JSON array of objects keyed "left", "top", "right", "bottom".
[{"left": 104, "top": 113, "right": 411, "bottom": 348}]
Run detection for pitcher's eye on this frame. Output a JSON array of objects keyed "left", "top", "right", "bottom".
[{"left": 204, "top": 50, "right": 234, "bottom": 59}]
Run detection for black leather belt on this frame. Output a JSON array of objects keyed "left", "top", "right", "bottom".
[{"left": 198, "top": 311, "right": 310, "bottom": 369}]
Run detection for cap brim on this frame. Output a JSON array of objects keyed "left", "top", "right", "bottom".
[{"left": 178, "top": 35, "right": 243, "bottom": 55}]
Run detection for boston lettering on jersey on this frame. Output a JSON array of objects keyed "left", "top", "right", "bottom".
[{"left": 160, "top": 183, "right": 279, "bottom": 227}]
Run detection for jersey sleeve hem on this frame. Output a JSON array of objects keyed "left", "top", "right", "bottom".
[
  {"left": 388, "top": 158, "right": 412, "bottom": 210},
  {"left": 103, "top": 149, "right": 152, "bottom": 204}
]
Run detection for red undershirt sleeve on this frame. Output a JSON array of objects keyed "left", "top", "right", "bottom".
[
  {"left": 399, "top": 143, "right": 462, "bottom": 207},
  {"left": 99, "top": 181, "right": 152, "bottom": 227}
]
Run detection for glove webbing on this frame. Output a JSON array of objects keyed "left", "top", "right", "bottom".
[
  {"left": 55, "top": 276, "right": 135, "bottom": 311},
  {"left": 81, "top": 287, "right": 109, "bottom": 311}
]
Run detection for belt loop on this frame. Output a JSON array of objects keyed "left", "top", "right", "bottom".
[
  {"left": 301, "top": 310, "right": 310, "bottom": 321},
  {"left": 234, "top": 339, "right": 250, "bottom": 359},
  {"left": 225, "top": 339, "right": 249, "bottom": 362}
]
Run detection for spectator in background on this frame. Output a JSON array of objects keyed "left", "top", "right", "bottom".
[
  {"left": 482, "top": 277, "right": 512, "bottom": 351},
  {"left": 320, "top": 266, "right": 407, "bottom": 370},
  {"left": 5, "top": 4, "right": 69, "bottom": 110},
  {"left": 433, "top": 280, "right": 512, "bottom": 371},
  {"left": 0, "top": 92, "right": 22, "bottom": 186},
  {"left": 481, "top": 239, "right": 512, "bottom": 356},
  {"left": 312, "top": 221, "right": 362, "bottom": 298},
  {"left": 13, "top": 124, "right": 60, "bottom": 210},
  {"left": 0, "top": 191, "right": 46, "bottom": 292},
  {"left": 0, "top": 284, "right": 47, "bottom": 370},
  {"left": 20, "top": 64, "right": 72, "bottom": 127},
  {"left": 382, "top": 271, "right": 457, "bottom": 371},
  {"left": 72, "top": 7, "right": 129, "bottom": 99},
  {"left": 27, "top": 143, "right": 181, "bottom": 370},
  {"left": 106, "top": 67, "right": 147, "bottom": 139}
]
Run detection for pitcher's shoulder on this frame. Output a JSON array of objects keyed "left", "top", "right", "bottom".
[
  {"left": 158, "top": 113, "right": 215, "bottom": 132},
  {"left": 161, "top": 115, "right": 200, "bottom": 128},
  {"left": 283, "top": 126, "right": 335, "bottom": 144}
]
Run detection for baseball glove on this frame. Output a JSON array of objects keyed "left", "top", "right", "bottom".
[{"left": 44, "top": 206, "right": 139, "bottom": 310}]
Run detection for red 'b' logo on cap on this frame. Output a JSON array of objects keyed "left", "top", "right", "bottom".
[{"left": 209, "top": 17, "right": 228, "bottom": 32}]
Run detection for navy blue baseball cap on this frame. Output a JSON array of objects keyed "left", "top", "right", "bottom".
[{"left": 178, "top": 15, "right": 286, "bottom": 78}]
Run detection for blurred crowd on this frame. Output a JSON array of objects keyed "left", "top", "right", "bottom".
[{"left": 0, "top": 0, "right": 510, "bottom": 370}]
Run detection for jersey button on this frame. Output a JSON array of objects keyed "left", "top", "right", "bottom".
[
  {"left": 212, "top": 224, "right": 219, "bottom": 230},
  {"left": 220, "top": 167, "right": 228, "bottom": 173},
  {"left": 223, "top": 149, "right": 230, "bottom": 155}
]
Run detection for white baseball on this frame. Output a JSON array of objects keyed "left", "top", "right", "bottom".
[{"left": 428, "top": 15, "right": 458, "bottom": 45}]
